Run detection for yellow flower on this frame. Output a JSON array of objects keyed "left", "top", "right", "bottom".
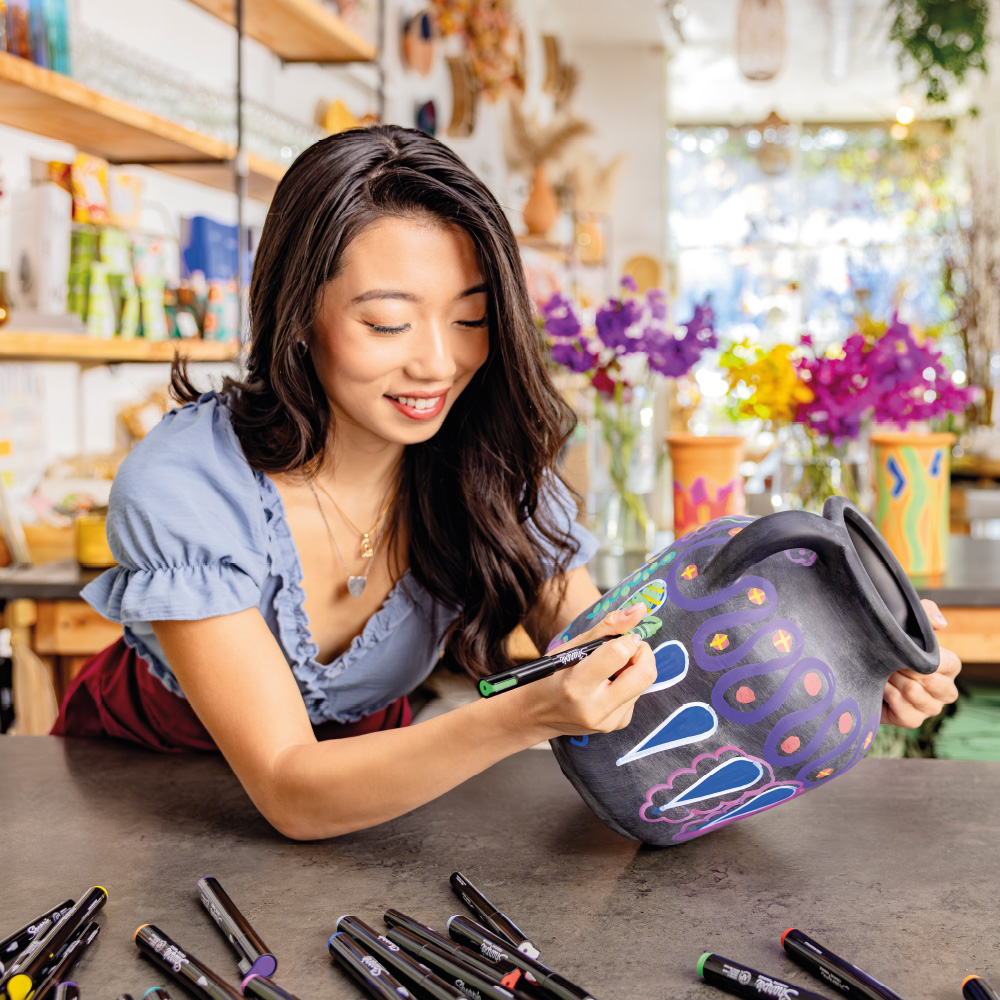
[{"left": 719, "top": 340, "right": 814, "bottom": 423}]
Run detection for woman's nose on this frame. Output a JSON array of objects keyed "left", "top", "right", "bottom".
[{"left": 407, "top": 321, "right": 458, "bottom": 381}]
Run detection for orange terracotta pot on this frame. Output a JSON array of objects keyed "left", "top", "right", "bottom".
[
  {"left": 870, "top": 431, "right": 953, "bottom": 579},
  {"left": 523, "top": 165, "right": 559, "bottom": 237},
  {"left": 668, "top": 434, "right": 745, "bottom": 538}
]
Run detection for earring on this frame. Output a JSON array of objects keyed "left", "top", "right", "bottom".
[{"left": 296, "top": 340, "right": 308, "bottom": 353}]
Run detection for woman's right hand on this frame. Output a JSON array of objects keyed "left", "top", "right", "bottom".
[{"left": 502, "top": 601, "right": 657, "bottom": 742}]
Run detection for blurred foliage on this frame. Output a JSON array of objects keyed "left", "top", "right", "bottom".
[{"left": 888, "top": 0, "right": 990, "bottom": 103}]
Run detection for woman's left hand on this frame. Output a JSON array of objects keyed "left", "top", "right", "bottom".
[{"left": 881, "top": 599, "right": 961, "bottom": 728}]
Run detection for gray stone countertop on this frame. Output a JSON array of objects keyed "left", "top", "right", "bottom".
[{"left": 2, "top": 736, "right": 999, "bottom": 1000}]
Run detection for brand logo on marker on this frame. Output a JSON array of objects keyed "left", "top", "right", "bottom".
[
  {"left": 479, "top": 941, "right": 506, "bottom": 962},
  {"left": 817, "top": 969, "right": 849, "bottom": 993},
  {"left": 362, "top": 956, "right": 387, "bottom": 977},
  {"left": 753, "top": 975, "right": 798, "bottom": 1000},
  {"left": 455, "top": 982, "right": 482, "bottom": 1000}
]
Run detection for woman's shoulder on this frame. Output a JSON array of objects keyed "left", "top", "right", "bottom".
[{"left": 115, "top": 390, "right": 254, "bottom": 498}]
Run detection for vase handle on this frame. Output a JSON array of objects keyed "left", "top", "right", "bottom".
[{"left": 699, "top": 508, "right": 846, "bottom": 592}]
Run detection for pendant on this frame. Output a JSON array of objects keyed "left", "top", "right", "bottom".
[
  {"left": 348, "top": 576, "right": 367, "bottom": 599},
  {"left": 361, "top": 532, "right": 374, "bottom": 559}
]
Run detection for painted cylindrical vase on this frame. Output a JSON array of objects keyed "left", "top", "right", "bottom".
[
  {"left": 668, "top": 433, "right": 745, "bottom": 539},
  {"left": 546, "top": 496, "right": 939, "bottom": 846},
  {"left": 869, "top": 431, "right": 953, "bottom": 579}
]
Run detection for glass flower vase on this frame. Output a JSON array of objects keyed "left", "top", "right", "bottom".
[
  {"left": 588, "top": 381, "right": 657, "bottom": 585},
  {"left": 773, "top": 424, "right": 870, "bottom": 514}
]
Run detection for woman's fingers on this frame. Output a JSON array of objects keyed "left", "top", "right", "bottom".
[
  {"left": 920, "top": 598, "right": 948, "bottom": 629},
  {"left": 553, "top": 601, "right": 648, "bottom": 653}
]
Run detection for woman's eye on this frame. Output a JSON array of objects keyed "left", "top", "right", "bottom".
[
  {"left": 367, "top": 322, "right": 409, "bottom": 334},
  {"left": 457, "top": 317, "right": 488, "bottom": 328}
]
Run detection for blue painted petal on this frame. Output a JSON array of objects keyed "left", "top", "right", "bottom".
[
  {"left": 644, "top": 640, "right": 688, "bottom": 694},
  {"left": 656, "top": 756, "right": 764, "bottom": 811},
  {"left": 693, "top": 784, "right": 799, "bottom": 831},
  {"left": 617, "top": 702, "right": 717, "bottom": 767}
]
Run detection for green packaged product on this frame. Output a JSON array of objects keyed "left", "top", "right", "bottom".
[
  {"left": 138, "top": 275, "right": 168, "bottom": 341},
  {"left": 86, "top": 261, "right": 115, "bottom": 339}
]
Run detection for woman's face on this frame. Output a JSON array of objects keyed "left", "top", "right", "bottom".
[{"left": 310, "top": 215, "right": 490, "bottom": 450}]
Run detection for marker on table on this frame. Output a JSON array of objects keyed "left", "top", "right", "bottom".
[
  {"left": 197, "top": 877, "right": 277, "bottom": 979},
  {"left": 50, "top": 983, "right": 78, "bottom": 1000},
  {"left": 447, "top": 916, "right": 598, "bottom": 1000},
  {"left": 4, "top": 888, "right": 108, "bottom": 1000},
  {"left": 336, "top": 916, "right": 463, "bottom": 1000},
  {"left": 697, "top": 953, "right": 834, "bottom": 1000},
  {"left": 142, "top": 989, "right": 173, "bottom": 1000},
  {"left": 0, "top": 920, "right": 53, "bottom": 990},
  {"left": 478, "top": 615, "right": 661, "bottom": 697},
  {"left": 384, "top": 925, "right": 522, "bottom": 1000},
  {"left": 449, "top": 873, "right": 540, "bottom": 959},
  {"left": 964, "top": 977, "right": 1000, "bottom": 1000},
  {"left": 30, "top": 921, "right": 100, "bottom": 1000},
  {"left": 241, "top": 975, "right": 302, "bottom": 1000},
  {"left": 0, "top": 902, "right": 74, "bottom": 975},
  {"left": 327, "top": 932, "right": 412, "bottom": 1000},
  {"left": 134, "top": 924, "right": 243, "bottom": 1000},
  {"left": 781, "top": 929, "right": 907, "bottom": 1000},
  {"left": 383, "top": 911, "right": 527, "bottom": 988}
]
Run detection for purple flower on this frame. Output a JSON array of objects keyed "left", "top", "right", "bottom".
[
  {"left": 646, "top": 288, "right": 668, "bottom": 321},
  {"left": 596, "top": 297, "right": 643, "bottom": 353},
  {"left": 620, "top": 274, "right": 638, "bottom": 292},
  {"left": 550, "top": 337, "right": 597, "bottom": 373},
  {"left": 540, "top": 292, "right": 582, "bottom": 340}
]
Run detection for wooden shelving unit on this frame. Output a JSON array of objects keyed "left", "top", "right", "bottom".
[
  {"left": 186, "top": 0, "right": 377, "bottom": 63},
  {"left": 0, "top": 51, "right": 283, "bottom": 201},
  {"left": 0, "top": 331, "right": 239, "bottom": 364}
]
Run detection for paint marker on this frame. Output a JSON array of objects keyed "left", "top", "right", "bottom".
[
  {"left": 4, "top": 888, "right": 107, "bottom": 1000},
  {"left": 781, "top": 929, "right": 907, "bottom": 1000},
  {"left": 197, "top": 877, "right": 277, "bottom": 980},
  {"left": 116, "top": 994, "right": 136, "bottom": 1000},
  {"left": 383, "top": 911, "right": 529, "bottom": 990},
  {"left": 384, "top": 924, "right": 528, "bottom": 1000},
  {"left": 697, "top": 953, "right": 834, "bottom": 1000},
  {"left": 142, "top": 990, "right": 173, "bottom": 1000},
  {"left": 134, "top": 924, "right": 243, "bottom": 1000},
  {"left": 964, "top": 977, "right": 1000, "bottom": 1000},
  {"left": 447, "top": 917, "right": 597, "bottom": 1000},
  {"left": 50, "top": 984, "right": 77, "bottom": 1000},
  {"left": 241, "top": 975, "right": 301, "bottom": 1000},
  {"left": 449, "top": 874, "right": 539, "bottom": 959},
  {"left": 336, "top": 916, "right": 463, "bottom": 1000},
  {"left": 0, "top": 903, "right": 74, "bottom": 975},
  {"left": 30, "top": 922, "right": 100, "bottom": 1000},
  {"left": 327, "top": 932, "right": 412, "bottom": 1000},
  {"left": 478, "top": 615, "right": 660, "bottom": 697},
  {"left": 0, "top": 920, "right": 53, "bottom": 990}
]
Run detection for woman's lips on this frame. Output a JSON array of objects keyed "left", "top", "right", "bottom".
[{"left": 386, "top": 392, "right": 447, "bottom": 421}]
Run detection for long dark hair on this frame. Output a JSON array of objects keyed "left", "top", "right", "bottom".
[{"left": 172, "top": 125, "right": 580, "bottom": 678}]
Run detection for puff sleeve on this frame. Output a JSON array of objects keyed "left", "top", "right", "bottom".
[{"left": 82, "top": 394, "right": 269, "bottom": 624}]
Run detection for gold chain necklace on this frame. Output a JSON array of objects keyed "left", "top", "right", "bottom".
[
  {"left": 307, "top": 477, "right": 390, "bottom": 599},
  {"left": 311, "top": 476, "right": 399, "bottom": 560}
]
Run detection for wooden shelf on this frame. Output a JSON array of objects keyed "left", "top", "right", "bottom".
[
  {"left": 186, "top": 0, "right": 377, "bottom": 63},
  {"left": 0, "top": 52, "right": 284, "bottom": 201},
  {"left": 0, "top": 331, "right": 240, "bottom": 364}
]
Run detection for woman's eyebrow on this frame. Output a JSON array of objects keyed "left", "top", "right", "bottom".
[{"left": 351, "top": 283, "right": 487, "bottom": 305}]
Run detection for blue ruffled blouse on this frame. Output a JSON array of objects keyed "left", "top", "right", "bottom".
[{"left": 82, "top": 392, "right": 599, "bottom": 725}]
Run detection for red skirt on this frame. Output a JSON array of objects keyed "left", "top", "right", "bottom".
[{"left": 51, "top": 637, "right": 411, "bottom": 753}]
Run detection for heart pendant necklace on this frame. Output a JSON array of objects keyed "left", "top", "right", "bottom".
[{"left": 307, "top": 477, "right": 391, "bottom": 599}]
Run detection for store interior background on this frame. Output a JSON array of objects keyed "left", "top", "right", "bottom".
[{"left": 2, "top": 0, "right": 999, "bottom": 747}]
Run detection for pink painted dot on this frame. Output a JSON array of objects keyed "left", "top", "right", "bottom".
[
  {"left": 781, "top": 736, "right": 801, "bottom": 754},
  {"left": 736, "top": 686, "right": 755, "bottom": 704},
  {"left": 804, "top": 672, "right": 821, "bottom": 696},
  {"left": 839, "top": 712, "right": 853, "bottom": 734}
]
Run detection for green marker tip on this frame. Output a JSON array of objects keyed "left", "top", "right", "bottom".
[{"left": 697, "top": 953, "right": 711, "bottom": 978}]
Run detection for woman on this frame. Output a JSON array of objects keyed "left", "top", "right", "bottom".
[{"left": 54, "top": 126, "right": 961, "bottom": 839}]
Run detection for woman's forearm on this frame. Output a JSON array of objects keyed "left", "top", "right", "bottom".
[{"left": 264, "top": 692, "right": 550, "bottom": 839}]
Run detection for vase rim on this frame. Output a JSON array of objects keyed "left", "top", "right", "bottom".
[
  {"left": 666, "top": 433, "right": 745, "bottom": 446},
  {"left": 869, "top": 431, "right": 955, "bottom": 445}
]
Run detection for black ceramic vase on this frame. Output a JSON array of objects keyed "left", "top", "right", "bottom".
[{"left": 548, "top": 497, "right": 939, "bottom": 846}]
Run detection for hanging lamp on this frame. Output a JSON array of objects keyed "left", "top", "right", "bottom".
[{"left": 736, "top": 0, "right": 786, "bottom": 81}]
